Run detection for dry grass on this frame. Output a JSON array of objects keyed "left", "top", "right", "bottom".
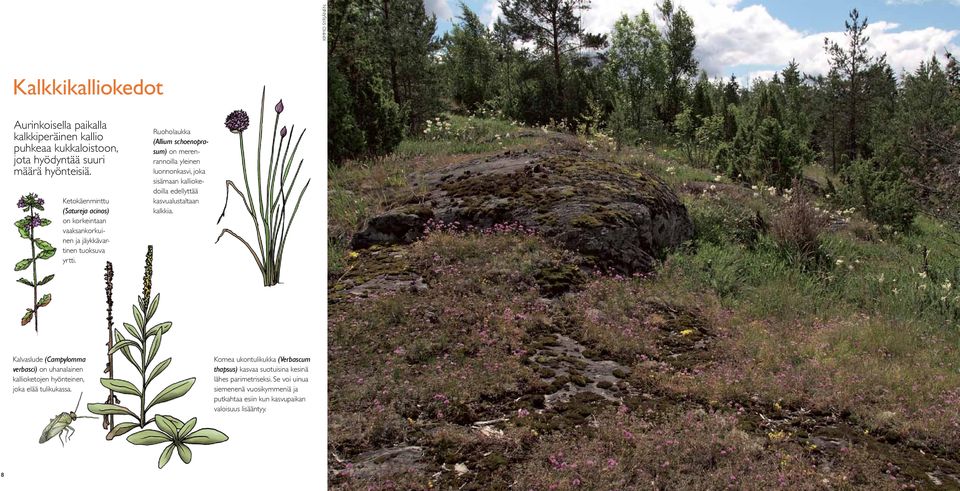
[{"left": 515, "top": 408, "right": 902, "bottom": 490}]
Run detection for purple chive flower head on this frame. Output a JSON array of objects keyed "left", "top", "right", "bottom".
[
  {"left": 275, "top": 99, "right": 284, "bottom": 114},
  {"left": 225, "top": 110, "right": 250, "bottom": 133},
  {"left": 280, "top": 126, "right": 287, "bottom": 138}
]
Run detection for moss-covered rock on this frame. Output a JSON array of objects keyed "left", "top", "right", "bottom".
[{"left": 352, "top": 150, "right": 694, "bottom": 274}]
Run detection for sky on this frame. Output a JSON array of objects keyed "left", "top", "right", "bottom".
[{"left": 424, "top": 0, "right": 959, "bottom": 84}]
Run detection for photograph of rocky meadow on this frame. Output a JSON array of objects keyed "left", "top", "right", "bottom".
[{"left": 328, "top": 0, "right": 960, "bottom": 488}]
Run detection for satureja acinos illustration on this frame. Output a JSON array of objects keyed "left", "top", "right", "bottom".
[
  {"left": 14, "top": 192, "right": 56, "bottom": 332},
  {"left": 217, "top": 88, "right": 310, "bottom": 286}
]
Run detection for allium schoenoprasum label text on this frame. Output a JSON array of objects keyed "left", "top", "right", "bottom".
[
  {"left": 60, "top": 197, "right": 110, "bottom": 264},
  {"left": 152, "top": 128, "right": 207, "bottom": 215},
  {"left": 212, "top": 355, "right": 310, "bottom": 415},
  {"left": 12, "top": 120, "right": 115, "bottom": 178},
  {"left": 11, "top": 355, "right": 86, "bottom": 395}
]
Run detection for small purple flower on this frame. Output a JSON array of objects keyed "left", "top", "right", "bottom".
[
  {"left": 27, "top": 214, "right": 41, "bottom": 230},
  {"left": 224, "top": 110, "right": 250, "bottom": 133},
  {"left": 280, "top": 126, "right": 287, "bottom": 138},
  {"left": 17, "top": 193, "right": 44, "bottom": 209},
  {"left": 275, "top": 99, "right": 284, "bottom": 114}
]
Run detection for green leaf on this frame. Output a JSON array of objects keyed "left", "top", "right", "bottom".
[
  {"left": 17, "top": 278, "right": 34, "bottom": 287},
  {"left": 159, "top": 444, "right": 175, "bottom": 469},
  {"left": 183, "top": 428, "right": 229, "bottom": 445},
  {"left": 37, "top": 249, "right": 56, "bottom": 260},
  {"left": 147, "top": 358, "right": 172, "bottom": 387},
  {"left": 39, "top": 218, "right": 51, "bottom": 226},
  {"left": 147, "top": 294, "right": 160, "bottom": 320},
  {"left": 87, "top": 403, "right": 138, "bottom": 418},
  {"left": 155, "top": 415, "right": 178, "bottom": 438},
  {"left": 14, "top": 258, "right": 32, "bottom": 271},
  {"left": 178, "top": 417, "right": 198, "bottom": 440},
  {"left": 123, "top": 322, "right": 142, "bottom": 343},
  {"left": 127, "top": 429, "right": 171, "bottom": 446},
  {"left": 21, "top": 310, "right": 33, "bottom": 326},
  {"left": 146, "top": 326, "right": 162, "bottom": 367},
  {"left": 167, "top": 416, "right": 185, "bottom": 432},
  {"left": 37, "top": 293, "right": 51, "bottom": 307},
  {"left": 146, "top": 378, "right": 195, "bottom": 412},
  {"left": 106, "top": 422, "right": 138, "bottom": 441},
  {"left": 176, "top": 443, "right": 193, "bottom": 464},
  {"left": 146, "top": 321, "right": 173, "bottom": 338},
  {"left": 100, "top": 378, "right": 142, "bottom": 397},
  {"left": 34, "top": 239, "right": 55, "bottom": 251},
  {"left": 37, "top": 274, "right": 54, "bottom": 286},
  {"left": 109, "top": 339, "right": 140, "bottom": 356},
  {"left": 113, "top": 331, "right": 142, "bottom": 374},
  {"left": 33, "top": 203, "right": 44, "bottom": 211},
  {"left": 133, "top": 305, "right": 144, "bottom": 329},
  {"left": 16, "top": 223, "right": 29, "bottom": 238}
]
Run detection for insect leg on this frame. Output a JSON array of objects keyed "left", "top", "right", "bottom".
[
  {"left": 66, "top": 425, "right": 75, "bottom": 442},
  {"left": 58, "top": 431, "right": 65, "bottom": 447}
]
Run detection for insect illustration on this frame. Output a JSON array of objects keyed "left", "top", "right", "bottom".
[{"left": 39, "top": 392, "right": 97, "bottom": 446}]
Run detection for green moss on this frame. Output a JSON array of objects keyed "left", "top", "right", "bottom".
[
  {"left": 534, "top": 262, "right": 585, "bottom": 297},
  {"left": 396, "top": 203, "right": 435, "bottom": 218},
  {"left": 570, "top": 214, "right": 603, "bottom": 228},
  {"left": 570, "top": 373, "right": 590, "bottom": 386}
]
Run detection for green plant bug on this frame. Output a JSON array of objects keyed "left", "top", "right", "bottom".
[{"left": 39, "top": 392, "right": 97, "bottom": 446}]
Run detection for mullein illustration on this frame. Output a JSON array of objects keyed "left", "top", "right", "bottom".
[
  {"left": 14, "top": 193, "right": 55, "bottom": 332},
  {"left": 218, "top": 88, "right": 310, "bottom": 286},
  {"left": 88, "top": 246, "right": 228, "bottom": 468},
  {"left": 101, "top": 261, "right": 118, "bottom": 433}
]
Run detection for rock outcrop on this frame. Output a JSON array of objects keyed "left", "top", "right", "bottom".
[{"left": 351, "top": 151, "right": 694, "bottom": 274}]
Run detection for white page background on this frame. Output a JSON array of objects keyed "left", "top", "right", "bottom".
[{"left": 0, "top": 1, "right": 327, "bottom": 488}]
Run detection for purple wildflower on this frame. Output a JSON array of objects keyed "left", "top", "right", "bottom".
[
  {"left": 17, "top": 197, "right": 26, "bottom": 209},
  {"left": 27, "top": 214, "right": 41, "bottom": 230},
  {"left": 280, "top": 126, "right": 287, "bottom": 138},
  {"left": 275, "top": 99, "right": 284, "bottom": 114},
  {"left": 224, "top": 110, "right": 250, "bottom": 133}
]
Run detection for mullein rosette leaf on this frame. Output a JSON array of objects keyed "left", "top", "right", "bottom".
[
  {"left": 217, "top": 87, "right": 311, "bottom": 286},
  {"left": 14, "top": 193, "right": 55, "bottom": 332},
  {"left": 127, "top": 415, "right": 228, "bottom": 469},
  {"left": 87, "top": 246, "right": 228, "bottom": 466}
]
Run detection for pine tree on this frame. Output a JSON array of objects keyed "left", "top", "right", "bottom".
[
  {"left": 824, "top": 8, "right": 872, "bottom": 164},
  {"left": 500, "top": 0, "right": 589, "bottom": 120}
]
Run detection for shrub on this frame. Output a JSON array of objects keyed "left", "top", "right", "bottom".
[
  {"left": 674, "top": 108, "right": 722, "bottom": 168},
  {"left": 770, "top": 181, "right": 827, "bottom": 264},
  {"left": 328, "top": 61, "right": 404, "bottom": 165},
  {"left": 687, "top": 196, "right": 762, "bottom": 247},
  {"left": 840, "top": 158, "right": 917, "bottom": 232}
]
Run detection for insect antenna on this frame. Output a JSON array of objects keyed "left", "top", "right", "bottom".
[{"left": 73, "top": 391, "right": 98, "bottom": 419}]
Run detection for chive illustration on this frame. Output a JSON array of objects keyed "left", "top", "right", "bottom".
[
  {"left": 217, "top": 87, "right": 310, "bottom": 286},
  {"left": 14, "top": 193, "right": 56, "bottom": 332}
]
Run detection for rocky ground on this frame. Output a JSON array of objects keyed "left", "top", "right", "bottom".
[{"left": 329, "top": 129, "right": 960, "bottom": 490}]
